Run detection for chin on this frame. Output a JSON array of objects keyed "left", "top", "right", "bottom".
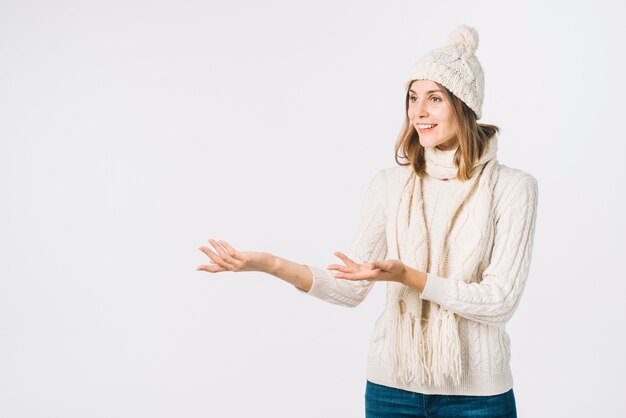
[{"left": 419, "top": 138, "right": 440, "bottom": 148}]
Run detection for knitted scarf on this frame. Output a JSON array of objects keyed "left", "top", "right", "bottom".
[{"left": 387, "top": 136, "right": 500, "bottom": 387}]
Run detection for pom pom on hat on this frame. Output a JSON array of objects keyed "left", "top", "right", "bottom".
[{"left": 446, "top": 24, "right": 479, "bottom": 52}]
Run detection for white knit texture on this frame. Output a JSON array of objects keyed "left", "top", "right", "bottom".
[
  {"left": 296, "top": 152, "right": 539, "bottom": 396},
  {"left": 299, "top": 169, "right": 388, "bottom": 307},
  {"left": 404, "top": 24, "right": 485, "bottom": 120}
]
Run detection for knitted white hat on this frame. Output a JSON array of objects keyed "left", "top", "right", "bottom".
[{"left": 404, "top": 25, "right": 485, "bottom": 120}]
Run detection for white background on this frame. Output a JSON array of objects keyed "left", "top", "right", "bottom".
[{"left": 1, "top": 0, "right": 625, "bottom": 417}]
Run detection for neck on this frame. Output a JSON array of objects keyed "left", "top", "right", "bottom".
[
  {"left": 424, "top": 136, "right": 498, "bottom": 180},
  {"left": 435, "top": 143, "right": 458, "bottom": 152}
]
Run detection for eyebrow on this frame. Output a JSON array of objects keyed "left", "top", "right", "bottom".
[{"left": 409, "top": 89, "right": 443, "bottom": 95}]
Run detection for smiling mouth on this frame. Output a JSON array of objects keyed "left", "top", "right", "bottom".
[{"left": 417, "top": 124, "right": 437, "bottom": 131}]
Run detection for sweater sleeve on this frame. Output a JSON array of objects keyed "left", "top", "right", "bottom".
[
  {"left": 419, "top": 173, "right": 539, "bottom": 326},
  {"left": 294, "top": 169, "right": 388, "bottom": 308}
]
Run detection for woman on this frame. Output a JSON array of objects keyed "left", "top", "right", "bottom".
[{"left": 197, "top": 24, "right": 538, "bottom": 418}]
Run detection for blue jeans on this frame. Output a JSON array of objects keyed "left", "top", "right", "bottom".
[{"left": 365, "top": 380, "right": 517, "bottom": 418}]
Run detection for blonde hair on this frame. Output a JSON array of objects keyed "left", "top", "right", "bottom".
[{"left": 394, "top": 80, "right": 499, "bottom": 181}]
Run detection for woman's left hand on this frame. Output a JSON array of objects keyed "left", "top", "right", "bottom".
[{"left": 327, "top": 251, "right": 407, "bottom": 283}]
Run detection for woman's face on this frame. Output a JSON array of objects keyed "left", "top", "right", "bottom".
[{"left": 408, "top": 79, "right": 459, "bottom": 150}]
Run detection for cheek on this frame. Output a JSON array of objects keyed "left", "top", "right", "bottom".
[
  {"left": 434, "top": 110, "right": 454, "bottom": 127},
  {"left": 430, "top": 106, "right": 447, "bottom": 119}
]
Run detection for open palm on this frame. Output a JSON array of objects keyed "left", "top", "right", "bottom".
[
  {"left": 196, "top": 239, "right": 273, "bottom": 273},
  {"left": 327, "top": 251, "right": 407, "bottom": 283}
]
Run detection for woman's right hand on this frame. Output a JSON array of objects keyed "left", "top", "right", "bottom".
[{"left": 196, "top": 239, "right": 275, "bottom": 274}]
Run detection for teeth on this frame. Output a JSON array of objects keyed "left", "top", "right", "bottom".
[{"left": 417, "top": 124, "right": 436, "bottom": 129}]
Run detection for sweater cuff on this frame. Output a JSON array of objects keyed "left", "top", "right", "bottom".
[
  {"left": 295, "top": 264, "right": 335, "bottom": 298},
  {"left": 420, "top": 272, "right": 450, "bottom": 306}
]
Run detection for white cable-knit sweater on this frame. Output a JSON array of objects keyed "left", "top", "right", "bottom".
[{"left": 296, "top": 142, "right": 539, "bottom": 396}]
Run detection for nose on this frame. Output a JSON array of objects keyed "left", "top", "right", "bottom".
[{"left": 411, "top": 98, "right": 428, "bottom": 120}]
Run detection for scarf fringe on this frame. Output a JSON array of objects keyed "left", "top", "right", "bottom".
[
  {"left": 390, "top": 297, "right": 463, "bottom": 387},
  {"left": 427, "top": 307, "right": 462, "bottom": 387}
]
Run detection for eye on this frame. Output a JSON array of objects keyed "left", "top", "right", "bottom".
[
  {"left": 431, "top": 96, "right": 442, "bottom": 102},
  {"left": 409, "top": 96, "right": 417, "bottom": 102}
]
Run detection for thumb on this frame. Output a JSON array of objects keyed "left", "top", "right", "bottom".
[{"left": 371, "top": 261, "right": 389, "bottom": 270}]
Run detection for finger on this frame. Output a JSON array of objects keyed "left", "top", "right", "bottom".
[
  {"left": 208, "top": 239, "right": 241, "bottom": 268},
  {"left": 334, "top": 251, "right": 359, "bottom": 268},
  {"left": 215, "top": 240, "right": 245, "bottom": 264},
  {"left": 334, "top": 265, "right": 375, "bottom": 279},
  {"left": 370, "top": 261, "right": 392, "bottom": 271},
  {"left": 199, "top": 245, "right": 235, "bottom": 270},
  {"left": 369, "top": 261, "right": 383, "bottom": 270},
  {"left": 196, "top": 264, "right": 228, "bottom": 273},
  {"left": 218, "top": 240, "right": 238, "bottom": 255},
  {"left": 334, "top": 270, "right": 374, "bottom": 281},
  {"left": 327, "top": 264, "right": 355, "bottom": 274}
]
